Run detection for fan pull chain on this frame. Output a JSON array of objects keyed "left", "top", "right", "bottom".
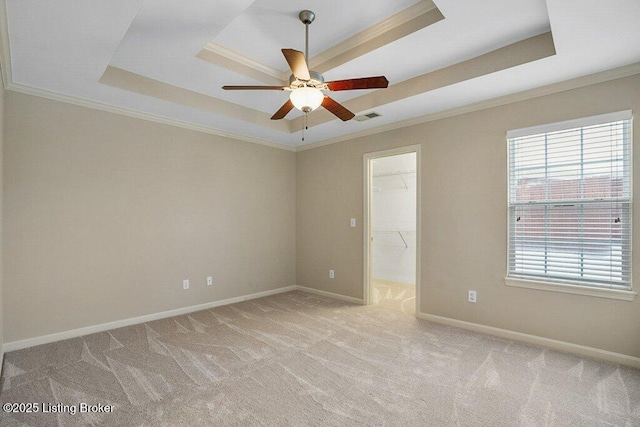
[{"left": 302, "top": 113, "right": 308, "bottom": 142}]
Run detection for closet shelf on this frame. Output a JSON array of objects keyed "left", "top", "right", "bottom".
[
  {"left": 372, "top": 171, "right": 416, "bottom": 191},
  {"left": 372, "top": 230, "right": 416, "bottom": 248}
]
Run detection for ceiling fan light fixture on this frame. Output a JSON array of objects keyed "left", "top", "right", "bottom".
[
  {"left": 222, "top": 10, "right": 388, "bottom": 124},
  {"left": 289, "top": 86, "right": 324, "bottom": 114}
]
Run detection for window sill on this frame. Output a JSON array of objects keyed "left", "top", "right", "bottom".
[{"left": 504, "top": 277, "right": 636, "bottom": 301}]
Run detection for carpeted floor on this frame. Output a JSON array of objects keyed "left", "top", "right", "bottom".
[{"left": 1, "top": 290, "right": 639, "bottom": 426}]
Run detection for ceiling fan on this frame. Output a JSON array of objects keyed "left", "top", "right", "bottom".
[{"left": 222, "top": 10, "right": 389, "bottom": 122}]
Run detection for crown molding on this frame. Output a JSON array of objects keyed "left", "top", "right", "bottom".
[
  {"left": 106, "top": 32, "right": 556, "bottom": 140},
  {"left": 99, "top": 65, "right": 290, "bottom": 133},
  {"left": 296, "top": 61, "right": 640, "bottom": 152},
  {"left": 4, "top": 61, "right": 639, "bottom": 154},
  {"left": 293, "top": 31, "right": 556, "bottom": 132},
  {"left": 201, "top": 42, "right": 287, "bottom": 81},
  {"left": 0, "top": 0, "right": 12, "bottom": 89},
  {"left": 310, "top": 0, "right": 441, "bottom": 74},
  {"left": 7, "top": 81, "right": 296, "bottom": 151},
  {"left": 349, "top": 0, "right": 437, "bottom": 43},
  {"left": 197, "top": 42, "right": 288, "bottom": 85}
]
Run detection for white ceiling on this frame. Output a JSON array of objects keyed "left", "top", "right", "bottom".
[{"left": 3, "top": 0, "right": 640, "bottom": 149}]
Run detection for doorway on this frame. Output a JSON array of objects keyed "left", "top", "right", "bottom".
[{"left": 363, "top": 146, "right": 421, "bottom": 315}]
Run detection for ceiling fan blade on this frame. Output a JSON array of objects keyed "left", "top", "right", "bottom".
[
  {"left": 322, "top": 96, "right": 355, "bottom": 121},
  {"left": 326, "top": 76, "right": 389, "bottom": 91},
  {"left": 271, "top": 99, "right": 294, "bottom": 120},
  {"left": 282, "top": 49, "right": 311, "bottom": 81},
  {"left": 222, "top": 85, "right": 287, "bottom": 90}
]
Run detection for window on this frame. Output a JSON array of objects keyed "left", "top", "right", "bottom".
[{"left": 507, "top": 111, "right": 632, "bottom": 294}]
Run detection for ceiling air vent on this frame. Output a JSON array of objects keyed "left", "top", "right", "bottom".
[{"left": 354, "top": 111, "right": 382, "bottom": 122}]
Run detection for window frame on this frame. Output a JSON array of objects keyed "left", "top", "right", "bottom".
[{"left": 505, "top": 111, "right": 636, "bottom": 301}]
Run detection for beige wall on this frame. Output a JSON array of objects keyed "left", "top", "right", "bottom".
[
  {"left": 3, "top": 73, "right": 639, "bottom": 359},
  {"left": 297, "top": 73, "right": 640, "bottom": 358},
  {"left": 4, "top": 92, "right": 296, "bottom": 343}
]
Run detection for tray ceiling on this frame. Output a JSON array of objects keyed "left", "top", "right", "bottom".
[{"left": 2, "top": 0, "right": 640, "bottom": 150}]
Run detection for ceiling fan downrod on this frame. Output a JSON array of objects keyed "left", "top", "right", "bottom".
[{"left": 298, "top": 10, "right": 315, "bottom": 65}]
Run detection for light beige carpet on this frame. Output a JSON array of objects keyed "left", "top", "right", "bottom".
[{"left": 1, "top": 291, "right": 639, "bottom": 426}]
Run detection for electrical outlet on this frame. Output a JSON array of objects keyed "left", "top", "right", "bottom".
[
  {"left": 468, "top": 290, "right": 477, "bottom": 303},
  {"left": 329, "top": 269, "right": 335, "bottom": 279},
  {"left": 183, "top": 279, "right": 190, "bottom": 290},
  {"left": 207, "top": 276, "right": 213, "bottom": 286},
  {"left": 350, "top": 218, "right": 356, "bottom": 227}
]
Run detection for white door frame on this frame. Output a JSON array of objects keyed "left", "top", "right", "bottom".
[{"left": 363, "top": 144, "right": 422, "bottom": 314}]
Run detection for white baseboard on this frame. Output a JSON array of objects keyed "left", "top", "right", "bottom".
[
  {"left": 3, "top": 286, "right": 297, "bottom": 353},
  {"left": 7, "top": 286, "right": 636, "bottom": 370},
  {"left": 295, "top": 286, "right": 365, "bottom": 305},
  {"left": 417, "top": 312, "right": 640, "bottom": 369},
  {"left": 8, "top": 287, "right": 635, "bottom": 370}
]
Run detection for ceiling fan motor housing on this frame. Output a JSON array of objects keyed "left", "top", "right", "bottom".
[{"left": 289, "top": 71, "right": 325, "bottom": 89}]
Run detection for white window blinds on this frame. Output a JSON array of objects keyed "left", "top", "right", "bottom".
[{"left": 507, "top": 111, "right": 632, "bottom": 290}]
